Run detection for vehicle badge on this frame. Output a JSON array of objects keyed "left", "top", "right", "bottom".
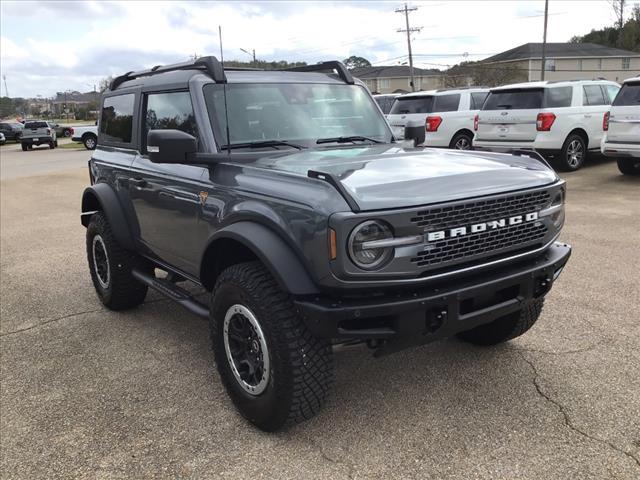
[{"left": 198, "top": 191, "right": 209, "bottom": 206}]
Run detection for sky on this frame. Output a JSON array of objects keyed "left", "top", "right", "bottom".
[{"left": 0, "top": 0, "right": 630, "bottom": 98}]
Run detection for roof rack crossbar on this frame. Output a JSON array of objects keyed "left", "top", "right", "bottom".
[
  {"left": 109, "top": 56, "right": 227, "bottom": 90},
  {"left": 284, "top": 61, "right": 354, "bottom": 84}
]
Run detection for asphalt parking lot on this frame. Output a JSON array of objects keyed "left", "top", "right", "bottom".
[{"left": 1, "top": 146, "right": 639, "bottom": 479}]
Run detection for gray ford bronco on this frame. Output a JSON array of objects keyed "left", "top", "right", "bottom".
[{"left": 81, "top": 57, "right": 571, "bottom": 431}]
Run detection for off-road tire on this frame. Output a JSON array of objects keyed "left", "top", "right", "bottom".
[
  {"left": 54, "top": 139, "right": 58, "bottom": 147},
  {"left": 86, "top": 212, "right": 149, "bottom": 310},
  {"left": 49, "top": 141, "right": 55, "bottom": 149},
  {"left": 557, "top": 134, "right": 587, "bottom": 171},
  {"left": 456, "top": 298, "right": 544, "bottom": 345},
  {"left": 617, "top": 158, "right": 640, "bottom": 175},
  {"left": 450, "top": 131, "right": 473, "bottom": 150},
  {"left": 21, "top": 143, "right": 27, "bottom": 151},
  {"left": 210, "top": 261, "right": 334, "bottom": 431}
]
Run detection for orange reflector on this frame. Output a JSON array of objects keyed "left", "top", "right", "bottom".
[{"left": 329, "top": 229, "right": 337, "bottom": 260}]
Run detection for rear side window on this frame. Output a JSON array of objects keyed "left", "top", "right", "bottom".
[
  {"left": 100, "top": 94, "right": 135, "bottom": 144},
  {"left": 483, "top": 89, "right": 543, "bottom": 110},
  {"left": 389, "top": 96, "right": 434, "bottom": 114},
  {"left": 144, "top": 91, "right": 197, "bottom": 149},
  {"left": 543, "top": 87, "right": 572, "bottom": 108},
  {"left": 613, "top": 82, "right": 640, "bottom": 106},
  {"left": 433, "top": 94, "right": 460, "bottom": 112},
  {"left": 24, "top": 121, "right": 48, "bottom": 129},
  {"left": 582, "top": 85, "right": 607, "bottom": 106},
  {"left": 470, "top": 92, "right": 488, "bottom": 110}
]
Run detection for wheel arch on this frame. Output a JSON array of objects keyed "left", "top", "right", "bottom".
[
  {"left": 565, "top": 128, "right": 589, "bottom": 147},
  {"left": 81, "top": 183, "right": 135, "bottom": 250},
  {"left": 450, "top": 128, "right": 475, "bottom": 148},
  {"left": 199, "top": 222, "right": 319, "bottom": 295}
]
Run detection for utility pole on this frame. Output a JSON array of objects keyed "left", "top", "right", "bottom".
[
  {"left": 2, "top": 75, "right": 8, "bottom": 97},
  {"left": 240, "top": 48, "right": 256, "bottom": 66},
  {"left": 395, "top": 3, "right": 421, "bottom": 92},
  {"left": 540, "top": 0, "right": 549, "bottom": 81}
]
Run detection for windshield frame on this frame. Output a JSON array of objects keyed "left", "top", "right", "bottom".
[{"left": 203, "top": 81, "right": 394, "bottom": 152}]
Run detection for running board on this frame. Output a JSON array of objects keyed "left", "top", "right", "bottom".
[{"left": 131, "top": 268, "right": 210, "bottom": 320}]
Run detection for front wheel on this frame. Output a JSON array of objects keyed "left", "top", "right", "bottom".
[
  {"left": 450, "top": 132, "right": 473, "bottom": 150},
  {"left": 21, "top": 143, "right": 28, "bottom": 151},
  {"left": 558, "top": 134, "right": 587, "bottom": 171},
  {"left": 617, "top": 158, "right": 640, "bottom": 175},
  {"left": 63, "top": 129, "right": 72, "bottom": 137},
  {"left": 210, "top": 261, "right": 334, "bottom": 431},
  {"left": 83, "top": 134, "right": 97, "bottom": 150},
  {"left": 456, "top": 298, "right": 544, "bottom": 345}
]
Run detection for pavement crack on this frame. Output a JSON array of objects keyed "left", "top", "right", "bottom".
[
  {"left": 519, "top": 351, "right": 640, "bottom": 469},
  {"left": 306, "top": 437, "right": 356, "bottom": 479},
  {"left": 513, "top": 338, "right": 608, "bottom": 356}
]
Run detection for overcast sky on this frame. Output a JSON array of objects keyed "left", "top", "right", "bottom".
[{"left": 0, "top": 0, "right": 628, "bottom": 98}]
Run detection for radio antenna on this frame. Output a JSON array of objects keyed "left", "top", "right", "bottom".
[{"left": 218, "top": 25, "right": 231, "bottom": 155}]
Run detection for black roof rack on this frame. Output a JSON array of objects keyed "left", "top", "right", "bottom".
[
  {"left": 284, "top": 61, "right": 354, "bottom": 84},
  {"left": 109, "top": 56, "right": 227, "bottom": 91}
]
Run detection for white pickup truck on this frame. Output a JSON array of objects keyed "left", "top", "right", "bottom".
[{"left": 71, "top": 124, "right": 98, "bottom": 150}]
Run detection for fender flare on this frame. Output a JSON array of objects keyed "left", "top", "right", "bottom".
[
  {"left": 81, "top": 183, "right": 135, "bottom": 250},
  {"left": 203, "top": 222, "right": 319, "bottom": 296}
]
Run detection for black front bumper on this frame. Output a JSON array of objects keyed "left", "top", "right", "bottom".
[{"left": 295, "top": 243, "right": 571, "bottom": 353}]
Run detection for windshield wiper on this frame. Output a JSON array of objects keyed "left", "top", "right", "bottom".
[
  {"left": 316, "top": 135, "right": 383, "bottom": 145},
  {"left": 220, "top": 140, "right": 305, "bottom": 150}
]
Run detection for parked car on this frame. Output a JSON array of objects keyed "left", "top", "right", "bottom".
[
  {"left": 0, "top": 132, "right": 5, "bottom": 145},
  {"left": 601, "top": 76, "right": 640, "bottom": 175},
  {"left": 387, "top": 87, "right": 489, "bottom": 150},
  {"left": 81, "top": 56, "right": 571, "bottom": 431},
  {"left": 71, "top": 124, "right": 98, "bottom": 150},
  {"left": 20, "top": 120, "right": 58, "bottom": 150},
  {"left": 373, "top": 93, "right": 401, "bottom": 114},
  {"left": 50, "top": 122, "right": 74, "bottom": 137},
  {"left": 0, "top": 122, "right": 24, "bottom": 141},
  {"left": 473, "top": 79, "right": 620, "bottom": 171}
]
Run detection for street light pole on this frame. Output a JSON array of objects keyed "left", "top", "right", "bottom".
[{"left": 240, "top": 48, "right": 256, "bottom": 66}]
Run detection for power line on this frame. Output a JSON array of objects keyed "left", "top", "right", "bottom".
[{"left": 395, "top": 3, "right": 421, "bottom": 91}]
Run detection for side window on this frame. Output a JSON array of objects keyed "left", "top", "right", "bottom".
[
  {"left": 100, "top": 94, "right": 134, "bottom": 144},
  {"left": 544, "top": 87, "right": 572, "bottom": 108},
  {"left": 582, "top": 85, "right": 606, "bottom": 106},
  {"left": 604, "top": 84, "right": 620, "bottom": 104},
  {"left": 143, "top": 91, "right": 197, "bottom": 151},
  {"left": 434, "top": 94, "right": 461, "bottom": 112},
  {"left": 470, "top": 92, "right": 488, "bottom": 110}
]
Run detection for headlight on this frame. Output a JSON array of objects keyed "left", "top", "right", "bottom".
[
  {"left": 348, "top": 220, "right": 394, "bottom": 270},
  {"left": 541, "top": 188, "right": 565, "bottom": 228}
]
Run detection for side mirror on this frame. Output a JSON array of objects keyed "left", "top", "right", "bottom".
[
  {"left": 404, "top": 119, "right": 425, "bottom": 147},
  {"left": 147, "top": 129, "right": 197, "bottom": 164}
]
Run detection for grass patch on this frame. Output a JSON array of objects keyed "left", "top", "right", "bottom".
[{"left": 58, "top": 142, "right": 85, "bottom": 150}]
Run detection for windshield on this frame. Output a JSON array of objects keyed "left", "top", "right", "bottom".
[
  {"left": 483, "top": 89, "right": 544, "bottom": 110},
  {"left": 389, "top": 96, "right": 434, "bottom": 114},
  {"left": 204, "top": 83, "right": 392, "bottom": 149},
  {"left": 613, "top": 82, "right": 640, "bottom": 106}
]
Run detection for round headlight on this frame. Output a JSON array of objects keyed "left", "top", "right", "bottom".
[{"left": 348, "top": 220, "right": 394, "bottom": 270}]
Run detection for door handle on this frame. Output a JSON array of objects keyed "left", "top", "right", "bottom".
[{"left": 130, "top": 177, "right": 147, "bottom": 188}]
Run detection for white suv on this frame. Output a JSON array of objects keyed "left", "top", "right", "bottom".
[
  {"left": 473, "top": 80, "right": 620, "bottom": 171},
  {"left": 601, "top": 76, "right": 640, "bottom": 175},
  {"left": 387, "top": 87, "right": 489, "bottom": 150}
]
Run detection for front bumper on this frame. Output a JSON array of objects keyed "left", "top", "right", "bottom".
[{"left": 295, "top": 242, "right": 571, "bottom": 353}]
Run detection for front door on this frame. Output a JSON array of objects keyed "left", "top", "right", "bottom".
[{"left": 129, "top": 90, "right": 209, "bottom": 275}]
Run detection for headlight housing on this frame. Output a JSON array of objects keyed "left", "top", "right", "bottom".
[
  {"left": 541, "top": 187, "right": 565, "bottom": 229},
  {"left": 348, "top": 220, "right": 394, "bottom": 270}
]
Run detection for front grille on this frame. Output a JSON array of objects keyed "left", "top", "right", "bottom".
[{"left": 410, "top": 190, "right": 551, "bottom": 268}]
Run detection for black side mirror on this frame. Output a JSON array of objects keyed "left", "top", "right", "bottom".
[
  {"left": 403, "top": 119, "right": 425, "bottom": 147},
  {"left": 147, "top": 129, "right": 197, "bottom": 164}
]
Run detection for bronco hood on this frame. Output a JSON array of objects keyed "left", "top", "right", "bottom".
[{"left": 251, "top": 145, "right": 558, "bottom": 211}]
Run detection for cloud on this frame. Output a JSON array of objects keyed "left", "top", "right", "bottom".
[{"left": 0, "top": 0, "right": 621, "bottom": 98}]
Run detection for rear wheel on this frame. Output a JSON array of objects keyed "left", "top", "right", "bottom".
[
  {"left": 21, "top": 143, "right": 28, "bottom": 151},
  {"left": 457, "top": 298, "right": 544, "bottom": 345},
  {"left": 450, "top": 132, "right": 473, "bottom": 150},
  {"left": 49, "top": 141, "right": 55, "bottom": 149},
  {"left": 210, "top": 261, "right": 334, "bottom": 431},
  {"left": 557, "top": 134, "right": 587, "bottom": 171},
  {"left": 63, "top": 129, "right": 72, "bottom": 137},
  {"left": 617, "top": 158, "right": 640, "bottom": 175},
  {"left": 86, "top": 212, "right": 149, "bottom": 310}
]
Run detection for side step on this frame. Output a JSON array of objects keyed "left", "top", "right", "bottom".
[{"left": 131, "top": 268, "right": 210, "bottom": 320}]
